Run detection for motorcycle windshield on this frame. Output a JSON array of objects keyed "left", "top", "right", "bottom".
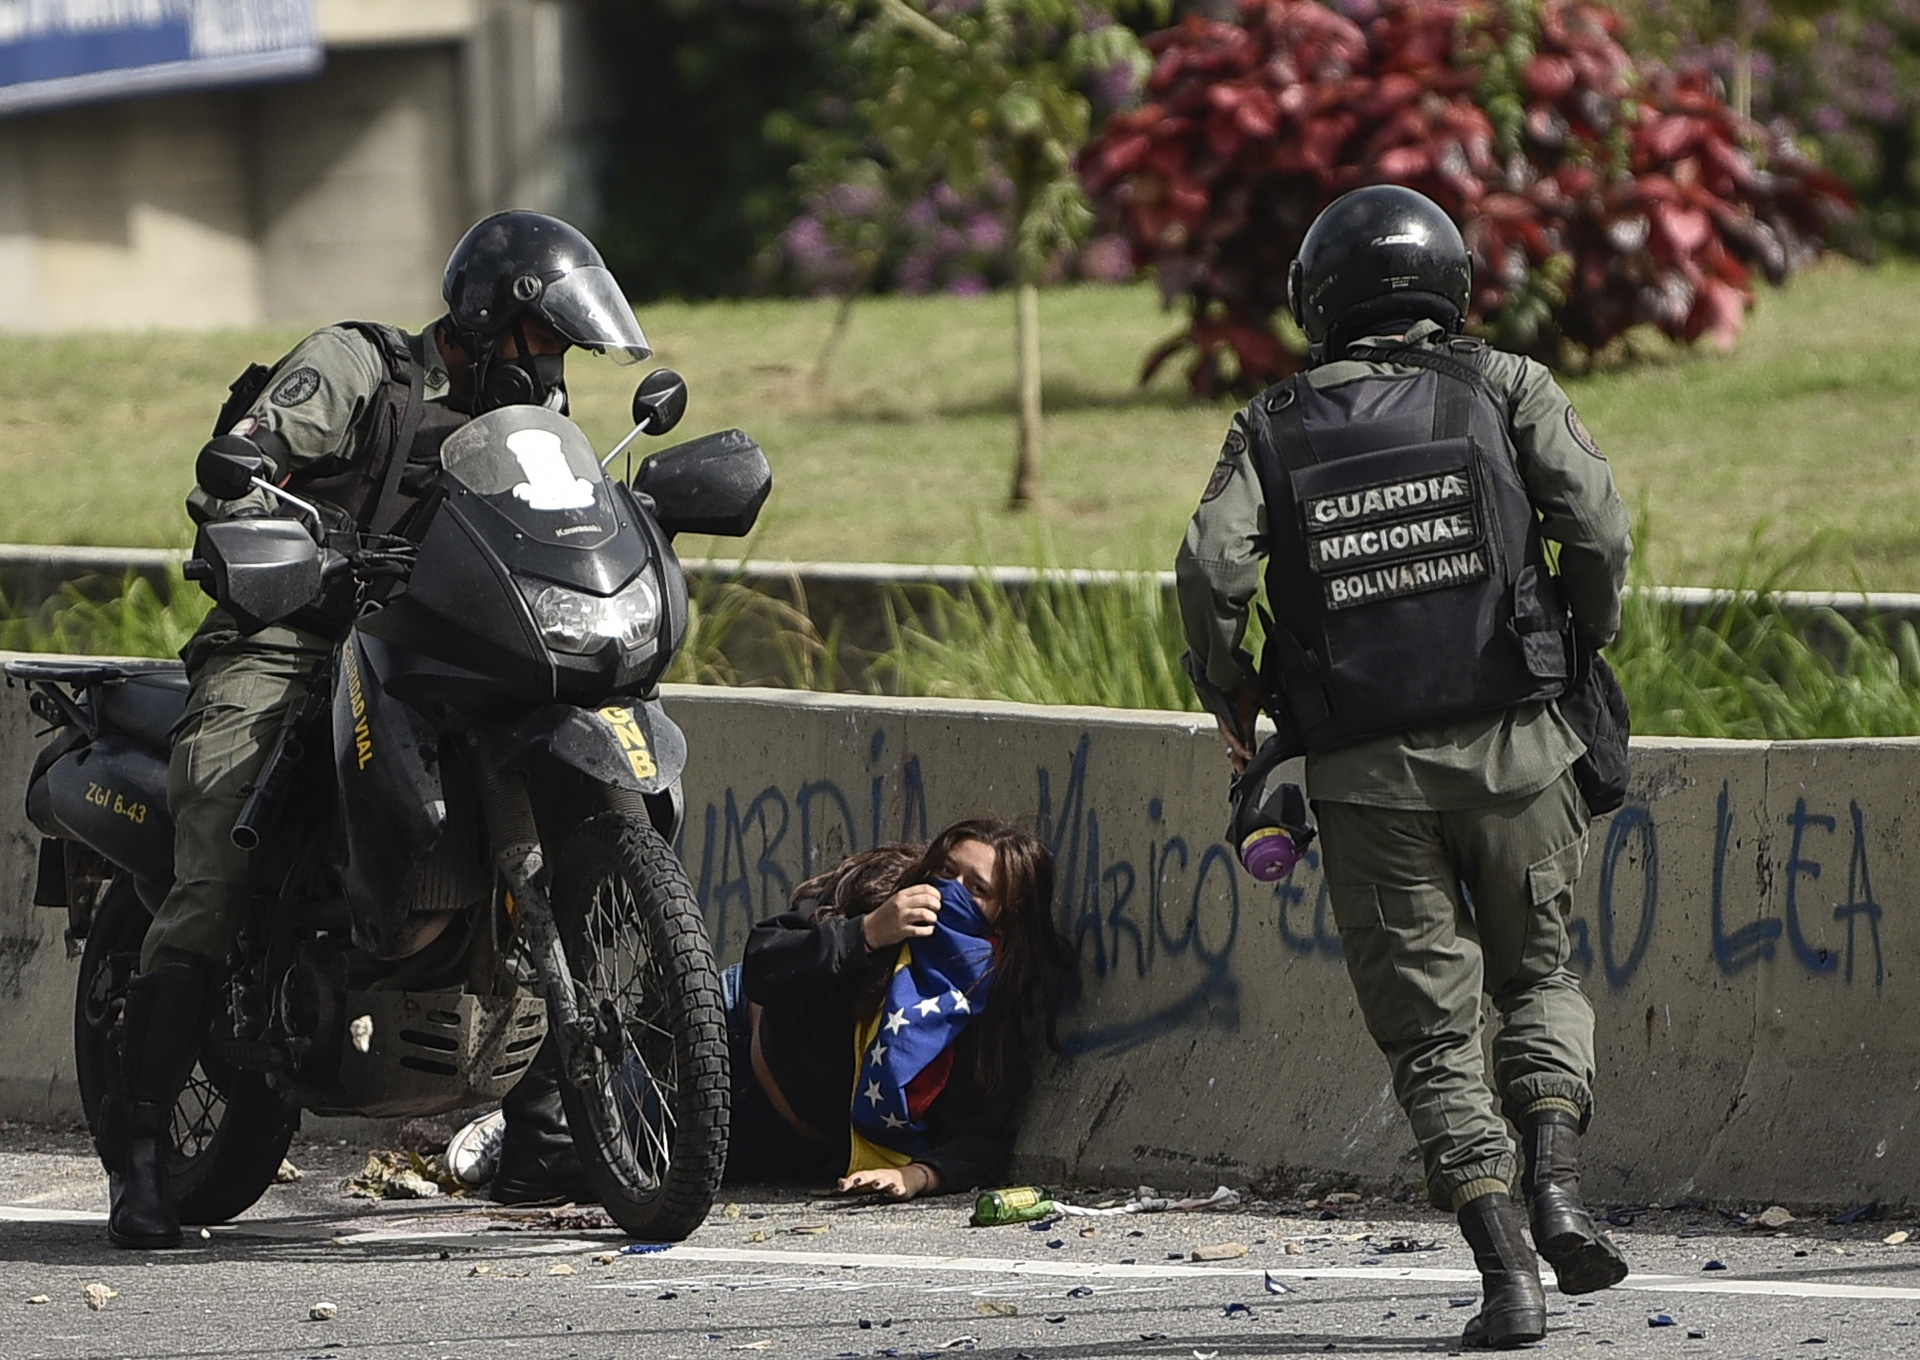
[{"left": 440, "top": 406, "right": 624, "bottom": 549}]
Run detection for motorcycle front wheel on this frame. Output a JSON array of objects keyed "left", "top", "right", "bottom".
[
  {"left": 550, "top": 811, "right": 729, "bottom": 1240},
  {"left": 73, "top": 875, "right": 298, "bottom": 1225}
]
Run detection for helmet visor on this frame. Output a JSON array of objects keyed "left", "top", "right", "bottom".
[{"left": 541, "top": 266, "right": 651, "bottom": 364}]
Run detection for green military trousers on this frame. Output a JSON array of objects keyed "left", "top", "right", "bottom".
[
  {"left": 1316, "top": 770, "right": 1596, "bottom": 1211},
  {"left": 140, "top": 622, "right": 331, "bottom": 974}
]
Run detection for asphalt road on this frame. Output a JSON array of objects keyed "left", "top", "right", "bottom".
[{"left": 2, "top": 1120, "right": 1917, "bottom": 1360}]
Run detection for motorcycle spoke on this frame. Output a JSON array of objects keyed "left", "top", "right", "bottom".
[
  {"left": 571, "top": 861, "right": 688, "bottom": 1189},
  {"left": 171, "top": 1067, "right": 226, "bottom": 1160}
]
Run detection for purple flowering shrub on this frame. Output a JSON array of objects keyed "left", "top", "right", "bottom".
[
  {"left": 1636, "top": 0, "right": 1920, "bottom": 251},
  {"left": 767, "top": 172, "right": 1134, "bottom": 296}
]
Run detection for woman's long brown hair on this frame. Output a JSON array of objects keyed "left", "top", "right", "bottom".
[{"left": 796, "top": 817, "right": 1072, "bottom": 1092}]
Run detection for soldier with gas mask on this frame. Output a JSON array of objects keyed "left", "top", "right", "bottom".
[
  {"left": 1175, "top": 186, "right": 1633, "bottom": 1349},
  {"left": 106, "top": 211, "right": 651, "bottom": 1250}
]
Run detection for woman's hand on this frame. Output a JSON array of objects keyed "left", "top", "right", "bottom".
[
  {"left": 862, "top": 883, "right": 942, "bottom": 949},
  {"left": 837, "top": 1162, "right": 940, "bottom": 1200}
]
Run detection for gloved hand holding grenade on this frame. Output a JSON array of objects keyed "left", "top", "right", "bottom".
[{"left": 1228, "top": 737, "right": 1316, "bottom": 882}]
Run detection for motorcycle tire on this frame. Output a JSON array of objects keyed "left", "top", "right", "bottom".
[
  {"left": 550, "top": 811, "right": 729, "bottom": 1241},
  {"left": 74, "top": 874, "right": 298, "bottom": 1226}
]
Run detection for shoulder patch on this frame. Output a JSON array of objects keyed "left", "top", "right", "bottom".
[
  {"left": 1566, "top": 406, "right": 1603, "bottom": 459},
  {"left": 270, "top": 366, "right": 322, "bottom": 408},
  {"left": 1201, "top": 461, "right": 1235, "bottom": 503},
  {"left": 1222, "top": 428, "right": 1247, "bottom": 459}
]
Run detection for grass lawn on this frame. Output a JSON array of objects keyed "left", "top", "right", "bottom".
[{"left": 2, "top": 259, "right": 1915, "bottom": 587}]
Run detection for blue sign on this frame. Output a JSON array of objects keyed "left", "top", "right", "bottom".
[{"left": 0, "top": 1, "right": 320, "bottom": 117}]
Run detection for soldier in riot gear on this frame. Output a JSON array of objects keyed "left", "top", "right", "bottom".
[
  {"left": 106, "top": 211, "right": 651, "bottom": 1250},
  {"left": 1175, "top": 185, "right": 1633, "bottom": 1349}
]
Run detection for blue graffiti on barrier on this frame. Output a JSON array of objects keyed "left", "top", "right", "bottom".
[
  {"left": 682, "top": 729, "right": 1892, "bottom": 1014},
  {"left": 1701, "top": 781, "right": 1883, "bottom": 988}
]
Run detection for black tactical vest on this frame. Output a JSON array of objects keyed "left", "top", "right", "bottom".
[
  {"left": 216, "top": 321, "right": 468, "bottom": 538},
  {"left": 212, "top": 322, "right": 469, "bottom": 636},
  {"left": 1245, "top": 338, "right": 1571, "bottom": 755},
  {"left": 295, "top": 322, "right": 469, "bottom": 537}
]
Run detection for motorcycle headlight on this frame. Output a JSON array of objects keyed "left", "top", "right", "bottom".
[{"left": 523, "top": 575, "right": 660, "bottom": 655}]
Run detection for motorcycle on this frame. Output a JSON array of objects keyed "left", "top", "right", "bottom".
[{"left": 8, "top": 369, "right": 768, "bottom": 1240}]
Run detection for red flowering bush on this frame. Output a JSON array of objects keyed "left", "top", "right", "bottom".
[{"left": 1081, "top": 0, "right": 1856, "bottom": 396}]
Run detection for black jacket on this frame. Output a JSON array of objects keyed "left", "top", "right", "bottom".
[{"left": 743, "top": 907, "right": 1029, "bottom": 1192}]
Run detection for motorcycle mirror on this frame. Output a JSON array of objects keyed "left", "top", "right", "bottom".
[
  {"left": 631, "top": 368, "right": 689, "bottom": 437},
  {"left": 197, "top": 435, "right": 270, "bottom": 500}
]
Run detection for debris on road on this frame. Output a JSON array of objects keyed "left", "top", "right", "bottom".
[
  {"left": 1886, "top": 1231, "right": 1911, "bottom": 1246},
  {"left": 593, "top": 1252, "right": 617, "bottom": 1265},
  {"left": 971, "top": 1186, "right": 1056, "bottom": 1226},
  {"left": 399, "top": 1117, "right": 455, "bottom": 1156},
  {"left": 275, "top": 1159, "right": 302, "bottom": 1184},
  {"left": 1054, "top": 1184, "right": 1241, "bottom": 1217},
  {"left": 345, "top": 1149, "right": 462, "bottom": 1199},
  {"left": 309, "top": 1302, "right": 338, "bottom": 1321},
  {"left": 1649, "top": 1313, "right": 1675, "bottom": 1327},
  {"left": 548, "top": 1264, "right": 576, "bottom": 1276},
  {"left": 974, "top": 1301, "right": 1018, "bottom": 1317},
  {"left": 1376, "top": 1237, "right": 1442, "bottom": 1254},
  {"left": 26, "top": 1294, "right": 50, "bottom": 1305},
  {"left": 1703, "top": 1259, "right": 1727, "bottom": 1271},
  {"left": 935, "top": 1336, "right": 978, "bottom": 1349},
  {"left": 1224, "top": 1302, "right": 1253, "bottom": 1318},
  {"left": 1192, "top": 1241, "right": 1249, "bottom": 1261},
  {"left": 1754, "top": 1206, "right": 1795, "bottom": 1229},
  {"left": 620, "top": 1241, "right": 670, "bottom": 1255},
  {"left": 83, "top": 1283, "right": 117, "bottom": 1311},
  {"left": 1264, "top": 1272, "right": 1291, "bottom": 1294}
]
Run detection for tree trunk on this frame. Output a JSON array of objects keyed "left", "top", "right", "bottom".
[
  {"left": 1009, "top": 281, "right": 1042, "bottom": 507},
  {"left": 1732, "top": 19, "right": 1753, "bottom": 122}
]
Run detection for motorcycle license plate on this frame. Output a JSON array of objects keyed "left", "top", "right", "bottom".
[{"left": 597, "top": 705, "right": 658, "bottom": 781}]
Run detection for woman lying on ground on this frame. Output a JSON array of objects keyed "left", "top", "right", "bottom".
[{"left": 722, "top": 817, "right": 1074, "bottom": 1200}]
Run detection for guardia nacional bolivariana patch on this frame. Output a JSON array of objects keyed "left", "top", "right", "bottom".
[
  {"left": 271, "top": 367, "right": 322, "bottom": 408},
  {"left": 1201, "top": 461, "right": 1234, "bottom": 503},
  {"left": 1566, "top": 406, "right": 1603, "bottom": 459}
]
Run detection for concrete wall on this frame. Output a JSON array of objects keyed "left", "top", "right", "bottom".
[
  {"left": 0, "top": 0, "right": 594, "bottom": 332},
  {"left": 1, "top": 679, "right": 1914, "bottom": 1208}
]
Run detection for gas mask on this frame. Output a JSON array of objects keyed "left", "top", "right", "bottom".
[
  {"left": 475, "top": 323, "right": 569, "bottom": 414},
  {"left": 1227, "top": 737, "right": 1316, "bottom": 882}
]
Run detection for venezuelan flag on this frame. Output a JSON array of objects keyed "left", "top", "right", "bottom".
[{"left": 847, "top": 878, "right": 996, "bottom": 1173}]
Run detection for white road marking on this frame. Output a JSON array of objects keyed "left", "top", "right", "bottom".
[
  {"left": 11, "top": 1206, "right": 1919, "bottom": 1304},
  {"left": 629, "top": 1245, "right": 1920, "bottom": 1303},
  {"left": 0, "top": 1206, "right": 105, "bottom": 1223}
]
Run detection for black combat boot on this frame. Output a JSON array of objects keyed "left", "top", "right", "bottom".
[
  {"left": 105, "top": 963, "right": 212, "bottom": 1250},
  {"left": 492, "top": 1039, "right": 596, "bottom": 1205},
  {"left": 1457, "top": 1191, "right": 1547, "bottom": 1350},
  {"left": 1521, "top": 1107, "right": 1630, "bottom": 1295}
]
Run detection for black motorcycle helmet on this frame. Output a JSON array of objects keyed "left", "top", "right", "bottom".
[
  {"left": 442, "top": 210, "right": 651, "bottom": 411},
  {"left": 1287, "top": 186, "right": 1472, "bottom": 358}
]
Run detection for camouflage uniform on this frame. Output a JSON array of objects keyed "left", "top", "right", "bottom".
[
  {"left": 1175, "top": 320, "right": 1632, "bottom": 1210},
  {"left": 141, "top": 325, "right": 458, "bottom": 973}
]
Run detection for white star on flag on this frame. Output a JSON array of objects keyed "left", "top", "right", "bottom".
[
  {"left": 863, "top": 1080, "right": 883, "bottom": 1106},
  {"left": 868, "top": 1042, "right": 887, "bottom": 1065},
  {"left": 884, "top": 1008, "right": 909, "bottom": 1034},
  {"left": 915, "top": 995, "right": 944, "bottom": 1017},
  {"left": 948, "top": 988, "right": 970, "bottom": 1013},
  {"left": 881, "top": 1113, "right": 906, "bottom": 1129}
]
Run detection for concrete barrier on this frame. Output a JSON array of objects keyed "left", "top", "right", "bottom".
[
  {"left": 1, "top": 673, "right": 1915, "bottom": 1209},
  {"left": 1, "top": 543, "right": 1914, "bottom": 684}
]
